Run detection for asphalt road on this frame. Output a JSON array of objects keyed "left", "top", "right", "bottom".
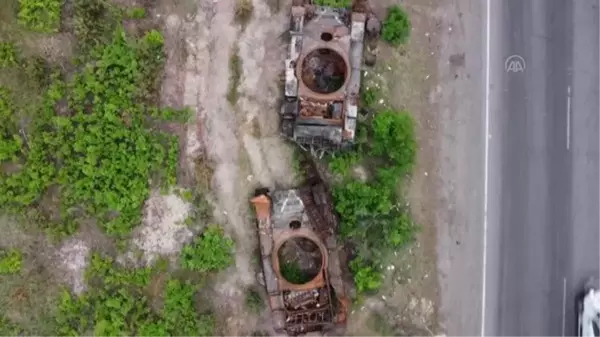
[{"left": 482, "top": 0, "right": 600, "bottom": 336}]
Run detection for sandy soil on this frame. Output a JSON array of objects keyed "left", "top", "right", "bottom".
[{"left": 154, "top": 0, "right": 300, "bottom": 334}]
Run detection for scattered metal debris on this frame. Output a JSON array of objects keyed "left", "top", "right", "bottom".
[{"left": 250, "top": 181, "right": 350, "bottom": 336}]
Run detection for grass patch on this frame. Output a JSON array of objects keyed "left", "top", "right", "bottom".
[
  {"left": 313, "top": 0, "right": 351, "bottom": 8},
  {"left": 0, "top": 42, "right": 18, "bottom": 67},
  {"left": 0, "top": 249, "right": 23, "bottom": 274},
  {"left": 55, "top": 253, "right": 216, "bottom": 336},
  {"left": 0, "top": 2, "right": 186, "bottom": 239},
  {"left": 244, "top": 288, "right": 263, "bottom": 313},
  {"left": 17, "top": 0, "right": 62, "bottom": 33},
  {"left": 381, "top": 5, "right": 412, "bottom": 46},
  {"left": 125, "top": 7, "right": 147, "bottom": 19},
  {"left": 180, "top": 225, "right": 235, "bottom": 273},
  {"left": 227, "top": 45, "right": 242, "bottom": 106}
]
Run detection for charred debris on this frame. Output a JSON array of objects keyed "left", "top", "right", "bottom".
[
  {"left": 280, "top": 0, "right": 381, "bottom": 154},
  {"left": 250, "top": 1, "right": 381, "bottom": 336}
]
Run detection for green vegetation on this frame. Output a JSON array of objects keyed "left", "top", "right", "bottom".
[
  {"left": 349, "top": 257, "right": 382, "bottom": 294},
  {"left": 279, "top": 260, "right": 312, "bottom": 284},
  {"left": 313, "top": 0, "right": 352, "bottom": 8},
  {"left": 329, "top": 109, "right": 418, "bottom": 294},
  {"left": 0, "top": 315, "right": 23, "bottom": 336},
  {"left": 0, "top": 1, "right": 226, "bottom": 335},
  {"left": 72, "top": 0, "right": 119, "bottom": 52},
  {"left": 0, "top": 249, "right": 23, "bottom": 274},
  {"left": 329, "top": 151, "right": 360, "bottom": 176},
  {"left": 381, "top": 5, "right": 412, "bottom": 46},
  {"left": 360, "top": 86, "right": 378, "bottom": 109},
  {"left": 227, "top": 46, "right": 242, "bottom": 106},
  {"left": 180, "top": 225, "right": 235, "bottom": 272},
  {"left": 370, "top": 109, "right": 417, "bottom": 174},
  {"left": 56, "top": 253, "right": 215, "bottom": 336},
  {"left": 0, "top": 42, "right": 18, "bottom": 67},
  {"left": 17, "top": 0, "right": 62, "bottom": 33},
  {"left": 0, "top": 3, "right": 186, "bottom": 239},
  {"left": 126, "top": 7, "right": 147, "bottom": 19},
  {"left": 244, "top": 288, "right": 263, "bottom": 313}
]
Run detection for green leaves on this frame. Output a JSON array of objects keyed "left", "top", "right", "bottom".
[
  {"left": 350, "top": 258, "right": 382, "bottom": 294},
  {"left": 181, "top": 225, "right": 235, "bottom": 273},
  {"left": 328, "top": 109, "right": 418, "bottom": 295},
  {"left": 56, "top": 253, "right": 216, "bottom": 336},
  {"left": 0, "top": 249, "right": 23, "bottom": 274},
  {"left": 381, "top": 5, "right": 412, "bottom": 46},
  {"left": 0, "top": 43, "right": 18, "bottom": 68},
  {"left": 370, "top": 109, "right": 417, "bottom": 174},
  {"left": 18, "top": 0, "right": 62, "bottom": 33},
  {"left": 0, "top": 25, "right": 180, "bottom": 237},
  {"left": 313, "top": 0, "right": 352, "bottom": 8}
]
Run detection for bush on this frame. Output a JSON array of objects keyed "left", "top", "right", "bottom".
[
  {"left": 313, "top": 0, "right": 352, "bottom": 8},
  {"left": 57, "top": 253, "right": 216, "bottom": 336},
  {"left": 17, "top": 0, "right": 62, "bottom": 33},
  {"left": 350, "top": 258, "right": 382, "bottom": 293},
  {"left": 181, "top": 225, "right": 235, "bottom": 273},
  {"left": 0, "top": 316, "right": 23, "bottom": 336},
  {"left": 381, "top": 5, "right": 411, "bottom": 46},
  {"left": 244, "top": 288, "right": 263, "bottom": 313},
  {"left": 73, "top": 0, "right": 116, "bottom": 51},
  {"left": 0, "top": 27, "right": 182, "bottom": 237},
  {"left": 328, "top": 108, "right": 419, "bottom": 295},
  {"left": 0, "top": 249, "right": 23, "bottom": 274},
  {"left": 0, "top": 42, "right": 18, "bottom": 68},
  {"left": 328, "top": 151, "right": 361, "bottom": 176},
  {"left": 371, "top": 109, "right": 417, "bottom": 174}
]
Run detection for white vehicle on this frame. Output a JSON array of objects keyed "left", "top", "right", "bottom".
[{"left": 578, "top": 279, "right": 600, "bottom": 337}]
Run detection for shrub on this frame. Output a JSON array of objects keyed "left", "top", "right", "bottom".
[
  {"left": 73, "top": 0, "right": 116, "bottom": 51},
  {"left": 350, "top": 258, "right": 382, "bottom": 293},
  {"left": 244, "top": 289, "right": 263, "bottom": 313},
  {"left": 328, "top": 151, "right": 361, "bottom": 176},
  {"left": 0, "top": 89, "right": 23, "bottom": 163},
  {"left": 0, "top": 316, "right": 23, "bottom": 336},
  {"left": 370, "top": 109, "right": 417, "bottom": 174},
  {"left": 56, "top": 253, "right": 215, "bottom": 336},
  {"left": 313, "top": 0, "right": 352, "bottom": 8},
  {"left": 162, "top": 280, "right": 215, "bottom": 336},
  {"left": 126, "top": 7, "right": 146, "bottom": 19},
  {"left": 0, "top": 249, "right": 23, "bottom": 274},
  {"left": 181, "top": 225, "right": 235, "bottom": 273},
  {"left": 0, "top": 42, "right": 18, "bottom": 68},
  {"left": 0, "top": 27, "right": 182, "bottom": 237},
  {"left": 17, "top": 0, "right": 62, "bottom": 33},
  {"left": 360, "top": 86, "right": 378, "bottom": 108},
  {"left": 381, "top": 5, "right": 411, "bottom": 46}
]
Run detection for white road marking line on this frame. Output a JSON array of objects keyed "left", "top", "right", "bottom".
[
  {"left": 562, "top": 277, "right": 567, "bottom": 336},
  {"left": 567, "top": 86, "right": 571, "bottom": 150},
  {"left": 481, "top": 0, "right": 491, "bottom": 335}
]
